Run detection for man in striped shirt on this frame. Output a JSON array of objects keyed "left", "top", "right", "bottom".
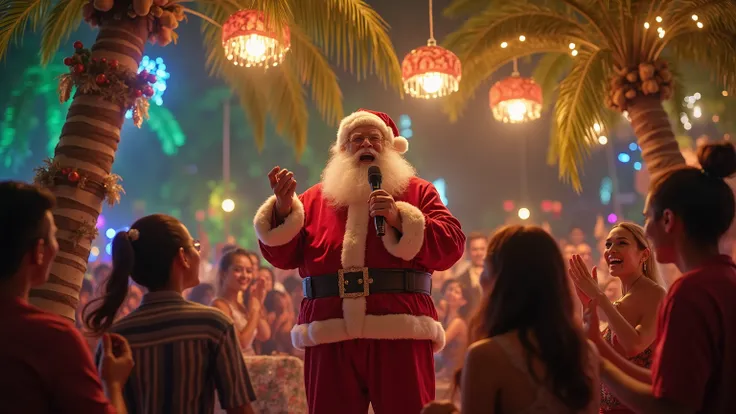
[{"left": 96, "top": 290, "right": 257, "bottom": 414}]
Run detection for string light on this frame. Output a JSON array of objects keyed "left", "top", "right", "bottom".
[
  {"left": 644, "top": 22, "right": 650, "bottom": 29},
  {"left": 692, "top": 15, "right": 698, "bottom": 21},
  {"left": 598, "top": 135, "right": 608, "bottom": 145},
  {"left": 519, "top": 35, "right": 526, "bottom": 41},
  {"left": 656, "top": 16, "right": 663, "bottom": 22},
  {"left": 723, "top": 90, "right": 729, "bottom": 97},
  {"left": 501, "top": 41, "right": 508, "bottom": 48},
  {"left": 571, "top": 49, "right": 578, "bottom": 56},
  {"left": 697, "top": 21, "right": 704, "bottom": 28},
  {"left": 693, "top": 105, "right": 702, "bottom": 118},
  {"left": 518, "top": 208, "right": 531, "bottom": 220},
  {"left": 569, "top": 43, "right": 576, "bottom": 49}
]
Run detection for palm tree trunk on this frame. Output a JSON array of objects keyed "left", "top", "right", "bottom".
[
  {"left": 628, "top": 95, "right": 686, "bottom": 181},
  {"left": 29, "top": 18, "right": 149, "bottom": 320}
]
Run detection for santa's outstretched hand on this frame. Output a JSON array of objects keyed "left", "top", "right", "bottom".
[{"left": 268, "top": 166, "right": 297, "bottom": 219}]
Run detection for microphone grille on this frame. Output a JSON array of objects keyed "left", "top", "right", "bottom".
[{"left": 368, "top": 166, "right": 381, "bottom": 176}]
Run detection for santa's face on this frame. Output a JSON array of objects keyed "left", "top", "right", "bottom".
[
  {"left": 321, "top": 124, "right": 415, "bottom": 206},
  {"left": 346, "top": 125, "right": 386, "bottom": 165}
]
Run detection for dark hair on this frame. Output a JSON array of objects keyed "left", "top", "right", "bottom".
[
  {"left": 264, "top": 289, "right": 288, "bottom": 314},
  {"left": 0, "top": 182, "right": 56, "bottom": 280},
  {"left": 188, "top": 283, "right": 215, "bottom": 305},
  {"left": 464, "top": 225, "right": 593, "bottom": 410},
  {"left": 84, "top": 214, "right": 193, "bottom": 334},
  {"left": 440, "top": 279, "right": 471, "bottom": 320},
  {"left": 216, "top": 248, "right": 254, "bottom": 296},
  {"left": 467, "top": 231, "right": 487, "bottom": 246},
  {"left": 649, "top": 142, "right": 736, "bottom": 245}
]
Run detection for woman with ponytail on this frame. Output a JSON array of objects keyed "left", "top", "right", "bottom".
[
  {"left": 592, "top": 142, "right": 736, "bottom": 413},
  {"left": 83, "top": 214, "right": 256, "bottom": 414}
]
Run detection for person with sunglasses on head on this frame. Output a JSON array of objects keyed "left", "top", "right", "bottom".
[
  {"left": 83, "top": 214, "right": 257, "bottom": 414},
  {"left": 0, "top": 181, "right": 132, "bottom": 414}
]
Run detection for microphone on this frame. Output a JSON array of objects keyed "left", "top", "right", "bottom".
[{"left": 368, "top": 166, "right": 385, "bottom": 236}]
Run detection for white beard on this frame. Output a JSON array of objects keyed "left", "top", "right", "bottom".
[{"left": 321, "top": 145, "right": 416, "bottom": 206}]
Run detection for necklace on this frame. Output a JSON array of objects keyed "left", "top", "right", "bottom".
[{"left": 614, "top": 275, "right": 646, "bottom": 304}]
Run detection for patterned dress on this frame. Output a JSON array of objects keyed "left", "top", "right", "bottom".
[{"left": 599, "top": 327, "right": 654, "bottom": 413}]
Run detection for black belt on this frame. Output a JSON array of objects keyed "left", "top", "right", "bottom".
[{"left": 302, "top": 268, "right": 432, "bottom": 299}]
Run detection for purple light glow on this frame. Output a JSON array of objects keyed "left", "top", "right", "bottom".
[
  {"left": 96, "top": 215, "right": 106, "bottom": 229},
  {"left": 607, "top": 213, "right": 618, "bottom": 224}
]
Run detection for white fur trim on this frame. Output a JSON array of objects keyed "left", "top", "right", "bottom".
[
  {"left": 291, "top": 297, "right": 446, "bottom": 352},
  {"left": 382, "top": 201, "right": 426, "bottom": 261},
  {"left": 341, "top": 203, "right": 370, "bottom": 268},
  {"left": 337, "top": 111, "right": 395, "bottom": 148},
  {"left": 393, "top": 136, "right": 409, "bottom": 154},
  {"left": 253, "top": 195, "right": 304, "bottom": 247}
]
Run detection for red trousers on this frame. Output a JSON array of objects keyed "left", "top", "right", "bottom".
[{"left": 304, "top": 339, "right": 435, "bottom": 414}]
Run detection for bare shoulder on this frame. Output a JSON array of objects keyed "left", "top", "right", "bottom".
[
  {"left": 640, "top": 279, "right": 667, "bottom": 303},
  {"left": 211, "top": 298, "right": 232, "bottom": 315},
  {"left": 466, "top": 337, "right": 506, "bottom": 364}
]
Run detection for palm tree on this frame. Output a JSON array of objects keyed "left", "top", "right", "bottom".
[
  {"left": 1, "top": 0, "right": 401, "bottom": 319},
  {"left": 442, "top": 0, "right": 736, "bottom": 189}
]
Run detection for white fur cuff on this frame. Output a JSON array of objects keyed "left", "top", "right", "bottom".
[
  {"left": 253, "top": 195, "right": 305, "bottom": 247},
  {"left": 382, "top": 201, "right": 426, "bottom": 261}
]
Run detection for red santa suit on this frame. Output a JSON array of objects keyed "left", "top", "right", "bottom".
[{"left": 254, "top": 110, "right": 465, "bottom": 413}]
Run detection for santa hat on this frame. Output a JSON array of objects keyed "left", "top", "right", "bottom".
[{"left": 336, "top": 109, "right": 409, "bottom": 154}]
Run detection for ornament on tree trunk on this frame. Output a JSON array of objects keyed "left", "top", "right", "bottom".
[
  {"left": 71, "top": 221, "right": 100, "bottom": 246},
  {"left": 57, "top": 44, "right": 159, "bottom": 128},
  {"left": 606, "top": 59, "right": 674, "bottom": 112},
  {"left": 33, "top": 159, "right": 125, "bottom": 206}
]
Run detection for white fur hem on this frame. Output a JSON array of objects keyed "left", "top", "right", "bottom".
[
  {"left": 290, "top": 297, "right": 446, "bottom": 352},
  {"left": 382, "top": 201, "right": 426, "bottom": 261},
  {"left": 253, "top": 195, "right": 304, "bottom": 247}
]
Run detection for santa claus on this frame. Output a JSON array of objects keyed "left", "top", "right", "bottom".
[{"left": 253, "top": 109, "right": 465, "bottom": 413}]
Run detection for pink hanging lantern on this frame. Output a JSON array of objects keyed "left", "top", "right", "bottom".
[
  {"left": 222, "top": 10, "right": 290, "bottom": 69},
  {"left": 489, "top": 64, "right": 543, "bottom": 124},
  {"left": 402, "top": 40, "right": 462, "bottom": 99}
]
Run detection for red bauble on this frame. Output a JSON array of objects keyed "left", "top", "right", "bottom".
[
  {"left": 61, "top": 168, "right": 71, "bottom": 175},
  {"left": 100, "top": 58, "right": 107, "bottom": 64},
  {"left": 74, "top": 64, "right": 85, "bottom": 73},
  {"left": 135, "top": 89, "right": 143, "bottom": 97},
  {"left": 73, "top": 41, "right": 83, "bottom": 49},
  {"left": 109, "top": 59, "right": 119, "bottom": 69},
  {"left": 91, "top": 58, "right": 97, "bottom": 63},
  {"left": 63, "top": 57, "right": 73, "bottom": 66},
  {"left": 139, "top": 70, "right": 149, "bottom": 79},
  {"left": 68, "top": 171, "right": 80, "bottom": 182},
  {"left": 96, "top": 74, "right": 107, "bottom": 85},
  {"left": 147, "top": 74, "right": 157, "bottom": 83},
  {"left": 143, "top": 86, "right": 154, "bottom": 97}
]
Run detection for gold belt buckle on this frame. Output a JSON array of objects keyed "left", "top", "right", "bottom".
[{"left": 338, "top": 267, "right": 372, "bottom": 298}]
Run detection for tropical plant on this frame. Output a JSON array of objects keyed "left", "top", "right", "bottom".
[
  {"left": 0, "top": 0, "right": 401, "bottom": 318},
  {"left": 443, "top": 0, "right": 736, "bottom": 190},
  {"left": 0, "top": 62, "right": 186, "bottom": 173}
]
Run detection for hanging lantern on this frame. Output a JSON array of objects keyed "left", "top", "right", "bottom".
[
  {"left": 489, "top": 74, "right": 543, "bottom": 123},
  {"left": 222, "top": 10, "right": 290, "bottom": 69},
  {"left": 402, "top": 40, "right": 462, "bottom": 99}
]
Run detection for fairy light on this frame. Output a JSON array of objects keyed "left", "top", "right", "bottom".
[
  {"left": 658, "top": 29, "right": 665, "bottom": 38},
  {"left": 501, "top": 41, "right": 508, "bottom": 48},
  {"left": 644, "top": 22, "right": 650, "bottom": 29},
  {"left": 519, "top": 35, "right": 526, "bottom": 42},
  {"left": 692, "top": 15, "right": 698, "bottom": 21},
  {"left": 697, "top": 21, "right": 704, "bottom": 28},
  {"left": 723, "top": 90, "right": 730, "bottom": 97},
  {"left": 593, "top": 123, "right": 601, "bottom": 133},
  {"left": 598, "top": 135, "right": 608, "bottom": 145},
  {"left": 571, "top": 49, "right": 579, "bottom": 56},
  {"left": 655, "top": 16, "right": 662, "bottom": 23},
  {"left": 693, "top": 105, "right": 702, "bottom": 118},
  {"left": 569, "top": 43, "right": 576, "bottom": 49}
]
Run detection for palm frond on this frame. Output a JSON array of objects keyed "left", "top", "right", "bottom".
[
  {"left": 443, "top": 38, "right": 571, "bottom": 121},
  {"left": 550, "top": 49, "right": 614, "bottom": 191},
  {"left": 0, "top": 0, "right": 51, "bottom": 60},
  {"left": 531, "top": 53, "right": 572, "bottom": 112},
  {"left": 247, "top": 0, "right": 292, "bottom": 38},
  {"left": 291, "top": 0, "right": 402, "bottom": 91},
  {"left": 666, "top": 29, "right": 736, "bottom": 95},
  {"left": 288, "top": 25, "right": 343, "bottom": 126},
  {"left": 263, "top": 57, "right": 308, "bottom": 156},
  {"left": 443, "top": 3, "right": 596, "bottom": 67},
  {"left": 39, "top": 0, "right": 86, "bottom": 65},
  {"left": 146, "top": 104, "right": 187, "bottom": 156}
]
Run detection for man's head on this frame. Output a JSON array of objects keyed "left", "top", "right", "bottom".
[
  {"left": 321, "top": 109, "right": 416, "bottom": 206},
  {"left": 467, "top": 232, "right": 488, "bottom": 267},
  {"left": 0, "top": 182, "right": 59, "bottom": 288}
]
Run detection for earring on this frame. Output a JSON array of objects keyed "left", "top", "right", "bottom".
[{"left": 643, "top": 262, "right": 648, "bottom": 274}]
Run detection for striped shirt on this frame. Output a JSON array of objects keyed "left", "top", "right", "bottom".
[{"left": 95, "top": 291, "right": 256, "bottom": 414}]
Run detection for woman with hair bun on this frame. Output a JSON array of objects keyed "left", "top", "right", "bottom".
[{"left": 591, "top": 142, "right": 736, "bottom": 413}]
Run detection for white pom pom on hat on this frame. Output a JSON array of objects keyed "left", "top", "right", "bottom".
[{"left": 336, "top": 108, "right": 409, "bottom": 154}]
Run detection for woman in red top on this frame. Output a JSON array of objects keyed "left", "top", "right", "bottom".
[{"left": 591, "top": 142, "right": 736, "bottom": 414}]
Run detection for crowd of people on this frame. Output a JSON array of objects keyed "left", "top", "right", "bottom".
[{"left": 1, "top": 105, "right": 734, "bottom": 414}]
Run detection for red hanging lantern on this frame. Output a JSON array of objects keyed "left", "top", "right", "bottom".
[
  {"left": 222, "top": 10, "right": 290, "bottom": 69},
  {"left": 489, "top": 63, "right": 543, "bottom": 124},
  {"left": 402, "top": 41, "right": 461, "bottom": 99}
]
